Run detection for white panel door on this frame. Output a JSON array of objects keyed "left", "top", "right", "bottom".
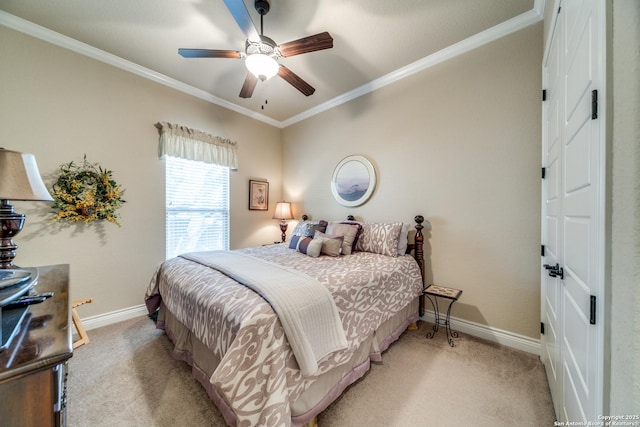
[
  {"left": 541, "top": 7, "right": 563, "bottom": 416},
  {"left": 541, "top": 0, "right": 604, "bottom": 422},
  {"left": 560, "top": 0, "right": 604, "bottom": 421}
]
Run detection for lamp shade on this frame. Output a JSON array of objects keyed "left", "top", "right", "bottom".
[
  {"left": 0, "top": 148, "right": 53, "bottom": 201},
  {"left": 272, "top": 201, "right": 293, "bottom": 220},
  {"left": 245, "top": 54, "right": 279, "bottom": 81}
]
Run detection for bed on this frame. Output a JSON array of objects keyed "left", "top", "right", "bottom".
[{"left": 145, "top": 215, "right": 426, "bottom": 427}]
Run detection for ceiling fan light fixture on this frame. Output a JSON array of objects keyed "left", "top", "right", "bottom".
[
  {"left": 180, "top": 1, "right": 331, "bottom": 98},
  {"left": 245, "top": 53, "right": 279, "bottom": 81}
]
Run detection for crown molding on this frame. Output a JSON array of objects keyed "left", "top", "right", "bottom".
[
  {"left": 534, "top": 0, "right": 547, "bottom": 17},
  {"left": 282, "top": 6, "right": 544, "bottom": 127},
  {"left": 0, "top": 10, "right": 281, "bottom": 128},
  {"left": 1, "top": 6, "right": 543, "bottom": 129}
]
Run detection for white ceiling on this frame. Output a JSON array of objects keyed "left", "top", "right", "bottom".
[{"left": 0, "top": 0, "right": 541, "bottom": 127}]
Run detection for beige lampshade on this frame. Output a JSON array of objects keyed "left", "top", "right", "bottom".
[
  {"left": 0, "top": 148, "right": 53, "bottom": 201},
  {"left": 272, "top": 201, "right": 293, "bottom": 220}
]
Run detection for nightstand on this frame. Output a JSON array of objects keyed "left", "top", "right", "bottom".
[{"left": 424, "top": 284, "right": 462, "bottom": 347}]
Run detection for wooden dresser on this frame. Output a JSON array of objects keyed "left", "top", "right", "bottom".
[{"left": 0, "top": 265, "right": 72, "bottom": 427}]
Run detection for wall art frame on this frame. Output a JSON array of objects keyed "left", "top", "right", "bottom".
[
  {"left": 249, "top": 179, "right": 269, "bottom": 210},
  {"left": 330, "top": 155, "right": 376, "bottom": 207}
]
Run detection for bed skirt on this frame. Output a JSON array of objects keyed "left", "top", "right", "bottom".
[{"left": 157, "top": 297, "right": 419, "bottom": 426}]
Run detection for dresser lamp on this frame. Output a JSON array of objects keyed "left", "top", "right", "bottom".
[
  {"left": 0, "top": 148, "right": 53, "bottom": 269},
  {"left": 272, "top": 201, "right": 293, "bottom": 243}
]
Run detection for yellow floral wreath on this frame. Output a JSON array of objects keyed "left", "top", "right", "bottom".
[{"left": 51, "top": 156, "right": 126, "bottom": 226}]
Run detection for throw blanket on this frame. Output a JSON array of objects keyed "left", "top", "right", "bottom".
[{"left": 181, "top": 251, "right": 348, "bottom": 376}]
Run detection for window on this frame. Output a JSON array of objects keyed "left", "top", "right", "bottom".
[{"left": 165, "top": 156, "right": 229, "bottom": 259}]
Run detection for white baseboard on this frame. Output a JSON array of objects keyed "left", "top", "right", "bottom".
[
  {"left": 421, "top": 309, "right": 541, "bottom": 355},
  {"left": 76, "top": 304, "right": 148, "bottom": 332},
  {"left": 75, "top": 304, "right": 540, "bottom": 356}
]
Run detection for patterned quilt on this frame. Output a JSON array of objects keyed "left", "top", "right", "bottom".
[{"left": 145, "top": 244, "right": 423, "bottom": 426}]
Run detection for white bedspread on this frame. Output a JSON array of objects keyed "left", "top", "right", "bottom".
[{"left": 180, "top": 251, "right": 348, "bottom": 376}]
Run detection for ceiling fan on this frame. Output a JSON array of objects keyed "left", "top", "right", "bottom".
[{"left": 178, "top": 0, "right": 333, "bottom": 99}]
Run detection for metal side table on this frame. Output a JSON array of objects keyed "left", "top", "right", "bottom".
[{"left": 424, "top": 284, "right": 462, "bottom": 347}]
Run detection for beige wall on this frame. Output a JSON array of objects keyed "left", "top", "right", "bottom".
[
  {"left": 282, "top": 24, "right": 543, "bottom": 338},
  {"left": 0, "top": 26, "right": 283, "bottom": 318}
]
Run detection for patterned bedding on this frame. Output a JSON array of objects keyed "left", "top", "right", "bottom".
[{"left": 145, "top": 243, "right": 423, "bottom": 426}]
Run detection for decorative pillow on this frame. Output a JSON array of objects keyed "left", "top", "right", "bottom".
[
  {"left": 314, "top": 231, "right": 343, "bottom": 257},
  {"left": 340, "top": 221, "right": 364, "bottom": 253},
  {"left": 295, "top": 236, "right": 323, "bottom": 257},
  {"left": 291, "top": 221, "right": 308, "bottom": 237},
  {"left": 288, "top": 234, "right": 302, "bottom": 249},
  {"left": 325, "top": 222, "right": 360, "bottom": 255},
  {"left": 397, "top": 223, "right": 411, "bottom": 255},
  {"left": 291, "top": 220, "right": 328, "bottom": 238},
  {"left": 355, "top": 222, "right": 404, "bottom": 257}
]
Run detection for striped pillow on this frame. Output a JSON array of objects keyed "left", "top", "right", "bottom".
[{"left": 293, "top": 236, "right": 323, "bottom": 257}]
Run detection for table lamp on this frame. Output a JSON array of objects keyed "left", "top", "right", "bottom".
[
  {"left": 272, "top": 201, "right": 293, "bottom": 243},
  {"left": 0, "top": 148, "right": 54, "bottom": 269}
]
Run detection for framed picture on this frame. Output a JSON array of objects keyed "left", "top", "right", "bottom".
[
  {"left": 330, "top": 155, "right": 376, "bottom": 207},
  {"left": 249, "top": 180, "right": 269, "bottom": 210}
]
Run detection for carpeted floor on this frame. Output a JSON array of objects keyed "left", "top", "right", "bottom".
[{"left": 67, "top": 316, "right": 556, "bottom": 426}]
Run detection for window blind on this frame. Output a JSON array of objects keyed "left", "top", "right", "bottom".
[{"left": 165, "top": 156, "right": 230, "bottom": 259}]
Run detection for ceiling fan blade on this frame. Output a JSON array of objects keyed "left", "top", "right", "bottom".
[
  {"left": 178, "top": 48, "right": 243, "bottom": 59},
  {"left": 278, "top": 32, "right": 333, "bottom": 57},
  {"left": 223, "top": 0, "right": 260, "bottom": 42},
  {"left": 239, "top": 72, "right": 259, "bottom": 98},
  {"left": 278, "top": 65, "right": 315, "bottom": 96}
]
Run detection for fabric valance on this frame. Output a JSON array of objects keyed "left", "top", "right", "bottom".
[{"left": 155, "top": 122, "right": 238, "bottom": 170}]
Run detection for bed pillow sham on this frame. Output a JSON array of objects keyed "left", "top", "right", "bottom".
[{"left": 355, "top": 222, "right": 404, "bottom": 257}]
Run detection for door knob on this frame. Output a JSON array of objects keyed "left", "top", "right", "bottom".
[{"left": 543, "top": 263, "right": 564, "bottom": 280}]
